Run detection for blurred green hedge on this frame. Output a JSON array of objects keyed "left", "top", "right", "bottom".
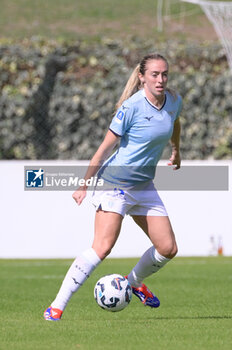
[{"left": 0, "top": 37, "right": 231, "bottom": 160}]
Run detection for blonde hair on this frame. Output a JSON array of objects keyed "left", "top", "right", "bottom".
[
  {"left": 115, "top": 64, "right": 141, "bottom": 110},
  {"left": 115, "top": 53, "right": 176, "bottom": 110}
]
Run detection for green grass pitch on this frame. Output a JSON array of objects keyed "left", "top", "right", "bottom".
[
  {"left": 1, "top": 257, "right": 232, "bottom": 350},
  {"left": 0, "top": 0, "right": 206, "bottom": 41}
]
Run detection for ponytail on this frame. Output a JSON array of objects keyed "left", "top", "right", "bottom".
[{"left": 115, "top": 64, "right": 141, "bottom": 110}]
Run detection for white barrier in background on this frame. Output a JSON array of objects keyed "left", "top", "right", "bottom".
[{"left": 0, "top": 160, "right": 231, "bottom": 258}]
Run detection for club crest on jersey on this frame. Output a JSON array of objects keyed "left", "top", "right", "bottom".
[{"left": 115, "top": 110, "right": 125, "bottom": 124}]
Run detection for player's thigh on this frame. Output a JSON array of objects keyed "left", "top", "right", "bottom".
[
  {"left": 132, "top": 215, "right": 177, "bottom": 258},
  {"left": 92, "top": 210, "right": 124, "bottom": 259}
]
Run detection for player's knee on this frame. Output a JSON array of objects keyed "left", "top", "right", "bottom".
[
  {"left": 92, "top": 243, "right": 112, "bottom": 260},
  {"left": 100, "top": 247, "right": 112, "bottom": 260},
  {"left": 158, "top": 241, "right": 178, "bottom": 259},
  {"left": 169, "top": 243, "right": 178, "bottom": 259}
]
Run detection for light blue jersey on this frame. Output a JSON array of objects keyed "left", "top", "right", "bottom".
[{"left": 98, "top": 89, "right": 182, "bottom": 187}]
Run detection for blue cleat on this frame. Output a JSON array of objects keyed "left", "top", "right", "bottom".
[
  {"left": 123, "top": 274, "right": 161, "bottom": 308},
  {"left": 44, "top": 306, "right": 63, "bottom": 321},
  {"left": 132, "top": 283, "right": 160, "bottom": 308}
]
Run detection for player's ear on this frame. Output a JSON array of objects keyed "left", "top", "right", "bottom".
[{"left": 138, "top": 72, "right": 145, "bottom": 84}]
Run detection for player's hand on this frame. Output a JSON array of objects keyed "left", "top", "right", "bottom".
[
  {"left": 168, "top": 150, "right": 181, "bottom": 170},
  {"left": 72, "top": 186, "right": 87, "bottom": 205}
]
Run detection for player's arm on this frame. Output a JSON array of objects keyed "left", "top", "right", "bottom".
[
  {"left": 168, "top": 117, "right": 181, "bottom": 170},
  {"left": 72, "top": 130, "right": 120, "bottom": 205},
  {"left": 82, "top": 129, "right": 119, "bottom": 182}
]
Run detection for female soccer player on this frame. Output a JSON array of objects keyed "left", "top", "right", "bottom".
[{"left": 44, "top": 53, "right": 182, "bottom": 320}]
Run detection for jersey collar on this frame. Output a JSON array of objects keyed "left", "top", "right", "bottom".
[{"left": 142, "top": 89, "right": 166, "bottom": 111}]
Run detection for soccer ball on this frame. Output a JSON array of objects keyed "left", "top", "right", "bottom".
[{"left": 94, "top": 274, "right": 132, "bottom": 312}]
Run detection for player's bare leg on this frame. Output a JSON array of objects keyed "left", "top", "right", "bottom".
[
  {"left": 133, "top": 215, "right": 177, "bottom": 258},
  {"left": 44, "top": 210, "right": 123, "bottom": 320},
  {"left": 127, "top": 215, "right": 177, "bottom": 307},
  {"left": 92, "top": 210, "right": 123, "bottom": 260}
]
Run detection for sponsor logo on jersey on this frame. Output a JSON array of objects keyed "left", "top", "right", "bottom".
[
  {"left": 121, "top": 105, "right": 129, "bottom": 111},
  {"left": 145, "top": 116, "right": 154, "bottom": 121}
]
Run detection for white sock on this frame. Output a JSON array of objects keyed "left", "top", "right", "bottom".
[
  {"left": 127, "top": 246, "right": 170, "bottom": 288},
  {"left": 51, "top": 248, "right": 101, "bottom": 311}
]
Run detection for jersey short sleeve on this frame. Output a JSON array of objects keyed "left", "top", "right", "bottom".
[{"left": 109, "top": 104, "right": 134, "bottom": 137}]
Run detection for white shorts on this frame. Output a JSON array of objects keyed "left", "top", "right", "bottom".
[{"left": 91, "top": 180, "right": 168, "bottom": 217}]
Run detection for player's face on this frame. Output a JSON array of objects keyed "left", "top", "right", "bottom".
[{"left": 139, "top": 59, "right": 168, "bottom": 100}]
